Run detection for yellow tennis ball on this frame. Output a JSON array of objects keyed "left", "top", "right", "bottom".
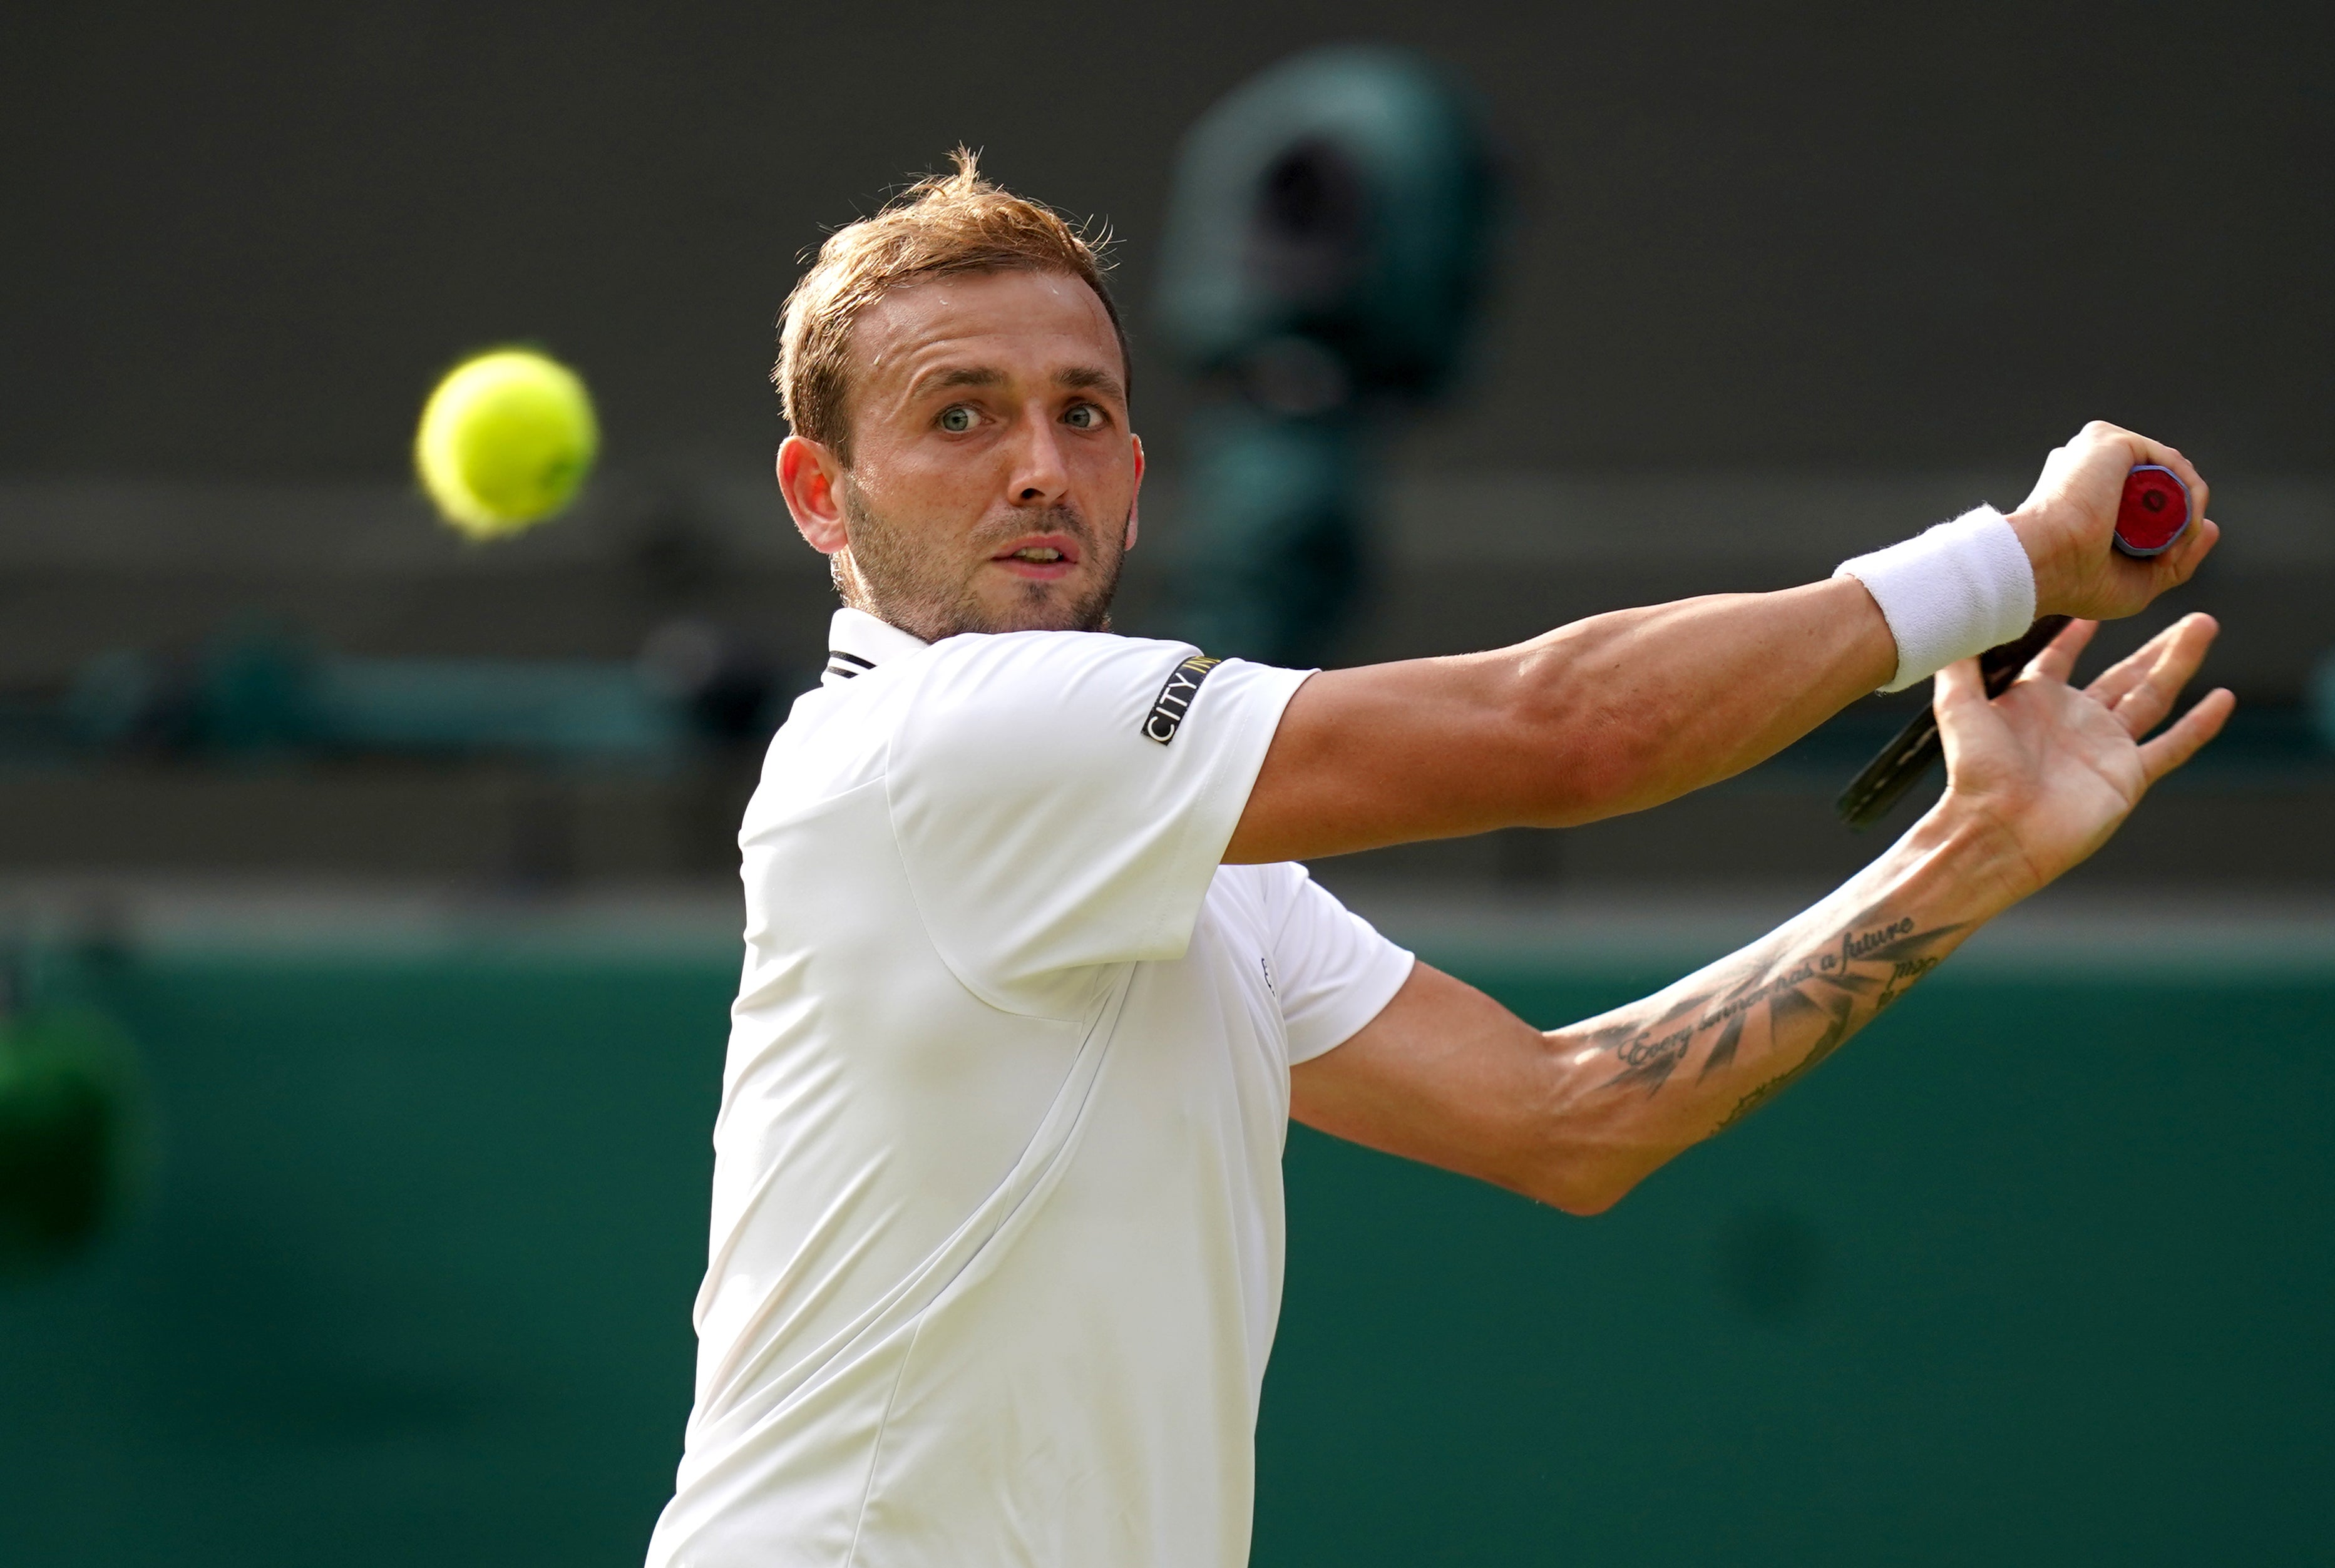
[{"left": 413, "top": 349, "right": 598, "bottom": 538}]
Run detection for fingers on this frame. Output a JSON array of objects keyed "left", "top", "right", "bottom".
[
  {"left": 2089, "top": 612, "right": 2221, "bottom": 737},
  {"left": 1930, "top": 655, "right": 1995, "bottom": 762},
  {"left": 2085, "top": 617, "right": 2181, "bottom": 707},
  {"left": 2128, "top": 431, "right": 2209, "bottom": 529},
  {"left": 2149, "top": 513, "right": 2221, "bottom": 592},
  {"left": 2073, "top": 419, "right": 2210, "bottom": 521},
  {"left": 2028, "top": 617, "right": 2098, "bottom": 684},
  {"left": 2057, "top": 422, "right": 2217, "bottom": 603},
  {"left": 2138, "top": 687, "right": 2235, "bottom": 787},
  {"left": 1932, "top": 653, "right": 1987, "bottom": 715},
  {"left": 2093, "top": 423, "right": 2216, "bottom": 592}
]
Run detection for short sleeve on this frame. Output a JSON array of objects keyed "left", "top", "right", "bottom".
[
  {"left": 886, "top": 632, "right": 1311, "bottom": 1017},
  {"left": 1260, "top": 865, "right": 1416, "bottom": 1065}
]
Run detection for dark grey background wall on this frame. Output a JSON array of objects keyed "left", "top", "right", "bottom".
[
  {"left": 5, "top": 0, "right": 2330, "bottom": 483},
  {"left": 3, "top": 16, "right": 2330, "bottom": 1564}
]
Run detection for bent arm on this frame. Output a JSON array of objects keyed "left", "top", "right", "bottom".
[
  {"left": 1226, "top": 421, "right": 2218, "bottom": 868},
  {"left": 1290, "top": 807, "right": 2001, "bottom": 1215},
  {"left": 1289, "top": 612, "right": 2234, "bottom": 1216},
  {"left": 1228, "top": 578, "right": 1893, "bottom": 863}
]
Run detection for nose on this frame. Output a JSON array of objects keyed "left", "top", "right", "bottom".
[{"left": 1005, "top": 407, "right": 1069, "bottom": 506}]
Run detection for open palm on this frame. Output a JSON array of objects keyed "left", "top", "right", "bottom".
[{"left": 1934, "top": 614, "right": 2234, "bottom": 898}]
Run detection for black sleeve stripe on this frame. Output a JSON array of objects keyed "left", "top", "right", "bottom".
[
  {"left": 827, "top": 650, "right": 876, "bottom": 672},
  {"left": 1142, "top": 655, "right": 1224, "bottom": 744}
]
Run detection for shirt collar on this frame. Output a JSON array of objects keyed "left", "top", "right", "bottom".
[{"left": 823, "top": 607, "right": 931, "bottom": 687}]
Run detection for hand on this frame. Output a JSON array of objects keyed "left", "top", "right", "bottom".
[
  {"left": 1931, "top": 613, "right": 2234, "bottom": 901},
  {"left": 2008, "top": 421, "right": 2219, "bottom": 620}
]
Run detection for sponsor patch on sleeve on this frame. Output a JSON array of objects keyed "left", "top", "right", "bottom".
[{"left": 1142, "top": 654, "right": 1224, "bottom": 744}]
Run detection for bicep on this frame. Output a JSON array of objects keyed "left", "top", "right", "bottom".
[{"left": 1289, "top": 960, "right": 1563, "bottom": 1200}]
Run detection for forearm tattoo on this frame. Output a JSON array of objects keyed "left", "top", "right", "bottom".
[{"left": 1586, "top": 905, "right": 1964, "bottom": 1132}]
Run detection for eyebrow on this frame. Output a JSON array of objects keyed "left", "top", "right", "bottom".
[
  {"left": 909, "top": 366, "right": 1006, "bottom": 400},
  {"left": 905, "top": 363, "right": 1127, "bottom": 404},
  {"left": 1055, "top": 365, "right": 1127, "bottom": 403}
]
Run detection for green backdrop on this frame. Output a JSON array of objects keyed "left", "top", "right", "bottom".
[{"left": 1, "top": 945, "right": 2329, "bottom": 1565}]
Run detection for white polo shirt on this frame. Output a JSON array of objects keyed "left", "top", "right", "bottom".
[{"left": 645, "top": 608, "right": 1415, "bottom": 1568}]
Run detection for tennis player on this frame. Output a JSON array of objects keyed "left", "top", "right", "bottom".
[{"left": 644, "top": 156, "right": 2230, "bottom": 1567}]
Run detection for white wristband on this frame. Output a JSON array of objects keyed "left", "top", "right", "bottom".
[{"left": 1834, "top": 505, "right": 2037, "bottom": 692}]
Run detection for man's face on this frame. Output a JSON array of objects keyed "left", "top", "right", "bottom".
[{"left": 778, "top": 269, "right": 1142, "bottom": 642}]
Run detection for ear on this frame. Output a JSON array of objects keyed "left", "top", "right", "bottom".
[
  {"left": 777, "top": 434, "right": 849, "bottom": 555},
  {"left": 1124, "top": 434, "right": 1145, "bottom": 551}
]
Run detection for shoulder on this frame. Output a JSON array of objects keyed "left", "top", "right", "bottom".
[
  {"left": 907, "top": 630, "right": 1204, "bottom": 710},
  {"left": 880, "top": 632, "right": 1311, "bottom": 828},
  {"left": 892, "top": 630, "right": 1260, "bottom": 756}
]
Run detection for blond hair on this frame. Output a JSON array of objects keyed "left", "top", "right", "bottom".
[{"left": 774, "top": 150, "right": 1126, "bottom": 461}]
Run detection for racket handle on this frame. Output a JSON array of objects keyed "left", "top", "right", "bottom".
[{"left": 1835, "top": 615, "right": 2073, "bottom": 830}]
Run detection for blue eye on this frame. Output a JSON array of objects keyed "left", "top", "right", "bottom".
[
  {"left": 939, "top": 406, "right": 975, "bottom": 433},
  {"left": 1064, "top": 404, "right": 1101, "bottom": 429}
]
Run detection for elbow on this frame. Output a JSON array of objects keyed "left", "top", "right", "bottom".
[
  {"left": 1556, "top": 1184, "right": 1629, "bottom": 1219},
  {"left": 1493, "top": 1053, "right": 1665, "bottom": 1217},
  {"left": 1516, "top": 1159, "right": 1643, "bottom": 1218},
  {"left": 1506, "top": 1107, "right": 1668, "bottom": 1216},
  {"left": 1537, "top": 1181, "right": 1633, "bottom": 1219}
]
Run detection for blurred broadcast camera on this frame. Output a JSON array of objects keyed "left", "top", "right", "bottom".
[{"left": 1154, "top": 44, "right": 1504, "bottom": 664}]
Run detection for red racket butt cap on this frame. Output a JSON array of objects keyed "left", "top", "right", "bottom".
[{"left": 2115, "top": 464, "right": 2190, "bottom": 556}]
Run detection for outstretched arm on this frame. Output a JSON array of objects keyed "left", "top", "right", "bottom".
[
  {"left": 1228, "top": 422, "right": 2217, "bottom": 864},
  {"left": 1289, "top": 613, "right": 2234, "bottom": 1215}
]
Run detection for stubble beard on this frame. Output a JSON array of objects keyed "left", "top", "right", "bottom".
[{"left": 834, "top": 478, "right": 1126, "bottom": 643}]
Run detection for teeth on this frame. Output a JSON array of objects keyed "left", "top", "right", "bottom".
[{"left": 1012, "top": 547, "right": 1064, "bottom": 561}]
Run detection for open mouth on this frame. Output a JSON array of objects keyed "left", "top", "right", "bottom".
[{"left": 992, "top": 536, "right": 1081, "bottom": 578}]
